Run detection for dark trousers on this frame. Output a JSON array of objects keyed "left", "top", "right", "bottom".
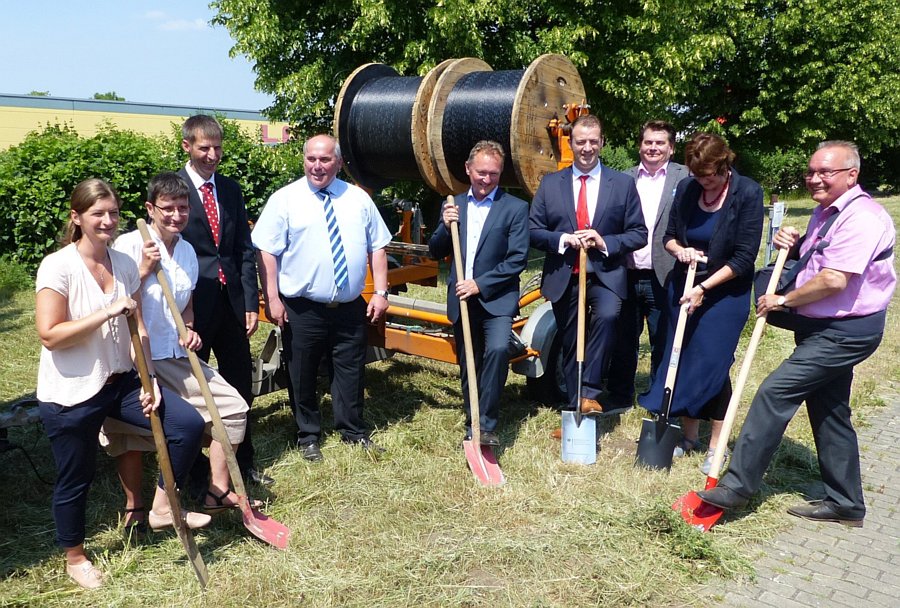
[
  {"left": 606, "top": 269, "right": 667, "bottom": 403},
  {"left": 552, "top": 273, "right": 622, "bottom": 408},
  {"left": 196, "top": 286, "right": 255, "bottom": 472},
  {"left": 720, "top": 327, "right": 883, "bottom": 517},
  {"left": 453, "top": 300, "right": 513, "bottom": 433},
  {"left": 39, "top": 371, "right": 204, "bottom": 547},
  {"left": 282, "top": 296, "right": 369, "bottom": 445}
]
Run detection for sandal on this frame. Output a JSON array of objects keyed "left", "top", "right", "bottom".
[
  {"left": 202, "top": 489, "right": 263, "bottom": 513},
  {"left": 122, "top": 506, "right": 148, "bottom": 536},
  {"left": 672, "top": 437, "right": 700, "bottom": 458}
]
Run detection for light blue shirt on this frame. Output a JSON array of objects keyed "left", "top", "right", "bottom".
[
  {"left": 465, "top": 187, "right": 497, "bottom": 280},
  {"left": 252, "top": 176, "right": 392, "bottom": 303}
]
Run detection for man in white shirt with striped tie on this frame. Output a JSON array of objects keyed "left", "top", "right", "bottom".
[{"left": 253, "top": 134, "right": 392, "bottom": 462}]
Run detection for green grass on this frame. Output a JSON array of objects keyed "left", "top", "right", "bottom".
[{"left": 1, "top": 195, "right": 898, "bottom": 607}]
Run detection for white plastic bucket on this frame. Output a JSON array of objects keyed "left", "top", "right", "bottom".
[{"left": 561, "top": 411, "right": 596, "bottom": 464}]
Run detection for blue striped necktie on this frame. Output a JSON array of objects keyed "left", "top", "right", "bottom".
[{"left": 317, "top": 188, "right": 349, "bottom": 289}]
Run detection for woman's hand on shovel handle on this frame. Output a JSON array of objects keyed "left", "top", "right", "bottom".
[{"left": 139, "top": 376, "right": 162, "bottom": 416}]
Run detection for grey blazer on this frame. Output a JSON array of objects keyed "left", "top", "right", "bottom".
[{"left": 626, "top": 161, "right": 689, "bottom": 287}]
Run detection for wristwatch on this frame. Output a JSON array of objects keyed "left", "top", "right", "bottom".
[
  {"left": 776, "top": 296, "right": 787, "bottom": 307},
  {"left": 373, "top": 289, "right": 390, "bottom": 298}
]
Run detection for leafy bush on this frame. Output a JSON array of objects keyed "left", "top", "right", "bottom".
[
  {"left": 600, "top": 144, "right": 638, "bottom": 171},
  {"left": 0, "top": 119, "right": 304, "bottom": 272},
  {"left": 736, "top": 147, "right": 809, "bottom": 195},
  {"left": 0, "top": 255, "right": 33, "bottom": 301}
]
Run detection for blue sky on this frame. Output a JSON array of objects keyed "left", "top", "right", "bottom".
[{"left": 0, "top": 1, "right": 273, "bottom": 111}]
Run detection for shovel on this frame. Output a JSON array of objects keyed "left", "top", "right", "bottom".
[
  {"left": 137, "top": 219, "right": 291, "bottom": 548},
  {"left": 126, "top": 315, "right": 209, "bottom": 588},
  {"left": 672, "top": 247, "right": 790, "bottom": 531},
  {"left": 447, "top": 196, "right": 504, "bottom": 487},
  {"left": 574, "top": 247, "right": 588, "bottom": 427},
  {"left": 635, "top": 257, "right": 704, "bottom": 470}
]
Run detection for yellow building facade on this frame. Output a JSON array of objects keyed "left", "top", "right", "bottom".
[{"left": 0, "top": 94, "right": 291, "bottom": 149}]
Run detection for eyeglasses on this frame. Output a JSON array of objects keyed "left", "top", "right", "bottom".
[
  {"left": 804, "top": 168, "right": 854, "bottom": 180},
  {"left": 153, "top": 204, "right": 190, "bottom": 217}
]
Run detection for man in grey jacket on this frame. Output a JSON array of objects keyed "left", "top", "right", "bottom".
[{"left": 606, "top": 120, "right": 689, "bottom": 410}]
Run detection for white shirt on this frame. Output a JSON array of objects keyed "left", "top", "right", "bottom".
[
  {"left": 113, "top": 229, "right": 199, "bottom": 360},
  {"left": 631, "top": 161, "right": 669, "bottom": 270},
  {"left": 558, "top": 163, "right": 604, "bottom": 270},
  {"left": 465, "top": 187, "right": 497, "bottom": 280},
  {"left": 36, "top": 244, "right": 140, "bottom": 406},
  {"left": 183, "top": 162, "right": 219, "bottom": 217},
  {"left": 252, "top": 176, "right": 392, "bottom": 302}
]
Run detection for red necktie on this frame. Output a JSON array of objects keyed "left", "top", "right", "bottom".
[
  {"left": 573, "top": 174, "right": 590, "bottom": 273},
  {"left": 200, "top": 182, "right": 226, "bottom": 285}
]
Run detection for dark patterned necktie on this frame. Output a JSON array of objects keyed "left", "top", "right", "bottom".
[{"left": 200, "top": 182, "right": 226, "bottom": 285}]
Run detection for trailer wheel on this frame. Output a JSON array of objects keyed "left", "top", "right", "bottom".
[{"left": 525, "top": 333, "right": 566, "bottom": 404}]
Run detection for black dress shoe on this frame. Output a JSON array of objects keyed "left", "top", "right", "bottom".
[
  {"left": 480, "top": 431, "right": 500, "bottom": 446},
  {"left": 298, "top": 442, "right": 324, "bottom": 462},
  {"left": 786, "top": 501, "right": 864, "bottom": 527},
  {"left": 245, "top": 468, "right": 275, "bottom": 487},
  {"left": 696, "top": 485, "right": 749, "bottom": 510}
]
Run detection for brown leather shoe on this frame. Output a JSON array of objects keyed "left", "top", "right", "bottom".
[
  {"left": 549, "top": 428, "right": 562, "bottom": 440},
  {"left": 581, "top": 398, "right": 604, "bottom": 414}
]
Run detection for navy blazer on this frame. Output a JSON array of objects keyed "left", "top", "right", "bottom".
[
  {"left": 428, "top": 189, "right": 530, "bottom": 324},
  {"left": 177, "top": 168, "right": 259, "bottom": 327},
  {"left": 529, "top": 164, "right": 648, "bottom": 302},
  {"left": 664, "top": 169, "right": 764, "bottom": 292}
]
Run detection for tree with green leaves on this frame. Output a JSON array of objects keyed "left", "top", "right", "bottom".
[{"left": 212, "top": 0, "right": 900, "bottom": 190}]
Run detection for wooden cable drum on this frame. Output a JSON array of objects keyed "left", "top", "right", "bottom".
[
  {"left": 335, "top": 54, "right": 585, "bottom": 198},
  {"left": 431, "top": 54, "right": 585, "bottom": 198},
  {"left": 334, "top": 60, "right": 455, "bottom": 192},
  {"left": 334, "top": 63, "right": 418, "bottom": 190},
  {"left": 425, "top": 57, "right": 493, "bottom": 194}
]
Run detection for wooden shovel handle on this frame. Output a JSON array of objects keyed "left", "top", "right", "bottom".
[
  {"left": 576, "top": 249, "right": 587, "bottom": 363},
  {"left": 707, "top": 247, "right": 790, "bottom": 480},
  {"left": 447, "top": 196, "right": 481, "bottom": 445},
  {"left": 126, "top": 314, "right": 208, "bottom": 587},
  {"left": 136, "top": 219, "right": 248, "bottom": 498}
]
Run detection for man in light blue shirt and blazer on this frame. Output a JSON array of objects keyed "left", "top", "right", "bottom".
[{"left": 429, "top": 141, "right": 530, "bottom": 446}]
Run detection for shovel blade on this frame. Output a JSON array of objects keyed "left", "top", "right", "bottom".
[
  {"left": 672, "top": 478, "right": 724, "bottom": 532},
  {"left": 635, "top": 417, "right": 680, "bottom": 471},
  {"left": 463, "top": 440, "right": 505, "bottom": 487},
  {"left": 238, "top": 496, "right": 291, "bottom": 549}
]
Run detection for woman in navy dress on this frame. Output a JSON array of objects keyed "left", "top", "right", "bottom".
[{"left": 638, "top": 133, "right": 763, "bottom": 473}]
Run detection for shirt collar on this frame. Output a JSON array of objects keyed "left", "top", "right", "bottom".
[
  {"left": 638, "top": 161, "right": 669, "bottom": 178},
  {"left": 467, "top": 186, "right": 498, "bottom": 204},
  {"left": 183, "top": 162, "right": 216, "bottom": 190},
  {"left": 573, "top": 163, "right": 601, "bottom": 180}
]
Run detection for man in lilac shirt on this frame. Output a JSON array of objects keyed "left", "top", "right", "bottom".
[
  {"left": 698, "top": 141, "right": 896, "bottom": 526},
  {"left": 607, "top": 120, "right": 688, "bottom": 409}
]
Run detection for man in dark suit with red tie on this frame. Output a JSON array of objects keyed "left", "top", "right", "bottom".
[
  {"left": 177, "top": 115, "right": 272, "bottom": 487},
  {"left": 529, "top": 114, "right": 647, "bottom": 418}
]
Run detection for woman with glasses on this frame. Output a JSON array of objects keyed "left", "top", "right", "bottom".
[
  {"left": 638, "top": 133, "right": 764, "bottom": 475},
  {"left": 102, "top": 172, "right": 259, "bottom": 535},
  {"left": 35, "top": 178, "right": 207, "bottom": 589}
]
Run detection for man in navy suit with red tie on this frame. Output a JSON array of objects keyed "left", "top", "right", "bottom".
[
  {"left": 529, "top": 114, "right": 647, "bottom": 418},
  {"left": 177, "top": 115, "right": 272, "bottom": 488}
]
